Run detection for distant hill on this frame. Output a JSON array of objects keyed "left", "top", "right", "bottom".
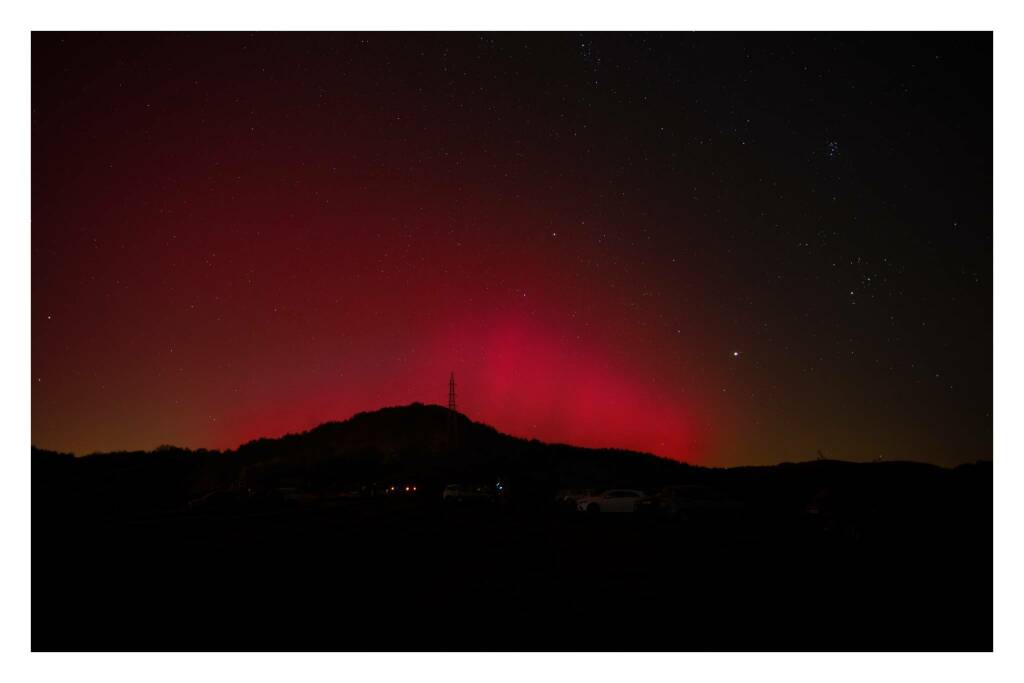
[
  {"left": 32, "top": 403, "right": 689, "bottom": 510},
  {"left": 32, "top": 402, "right": 991, "bottom": 520},
  {"left": 230, "top": 402, "right": 689, "bottom": 488}
]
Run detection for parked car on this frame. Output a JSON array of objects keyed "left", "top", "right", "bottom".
[
  {"left": 576, "top": 489, "right": 647, "bottom": 513},
  {"left": 442, "top": 484, "right": 495, "bottom": 504},
  {"left": 635, "top": 485, "right": 744, "bottom": 521},
  {"left": 554, "top": 489, "right": 596, "bottom": 508}
]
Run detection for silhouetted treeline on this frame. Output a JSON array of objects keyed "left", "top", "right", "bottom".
[{"left": 32, "top": 402, "right": 991, "bottom": 528}]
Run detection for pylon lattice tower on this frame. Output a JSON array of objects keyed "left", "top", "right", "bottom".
[{"left": 447, "top": 372, "right": 459, "bottom": 451}]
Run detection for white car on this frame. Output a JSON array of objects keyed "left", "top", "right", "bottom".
[
  {"left": 576, "top": 489, "right": 646, "bottom": 513},
  {"left": 442, "top": 484, "right": 495, "bottom": 504}
]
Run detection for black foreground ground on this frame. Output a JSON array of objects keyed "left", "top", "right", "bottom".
[{"left": 34, "top": 487, "right": 991, "bottom": 651}]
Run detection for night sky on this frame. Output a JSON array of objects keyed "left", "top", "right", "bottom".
[{"left": 31, "top": 32, "right": 992, "bottom": 466}]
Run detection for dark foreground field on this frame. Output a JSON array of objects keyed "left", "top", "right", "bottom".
[{"left": 34, "top": 486, "right": 991, "bottom": 651}]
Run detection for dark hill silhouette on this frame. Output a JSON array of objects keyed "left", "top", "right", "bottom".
[
  {"left": 33, "top": 401, "right": 990, "bottom": 524},
  {"left": 232, "top": 402, "right": 688, "bottom": 493},
  {"left": 33, "top": 403, "right": 692, "bottom": 511}
]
